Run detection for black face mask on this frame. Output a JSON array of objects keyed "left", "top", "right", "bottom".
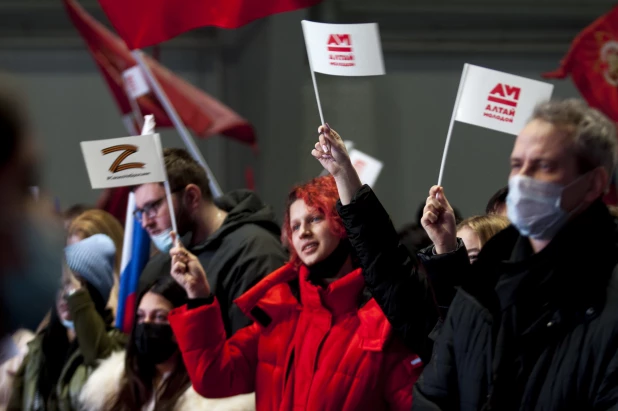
[
  {"left": 307, "top": 239, "right": 352, "bottom": 282},
  {"left": 134, "top": 323, "right": 178, "bottom": 364}
]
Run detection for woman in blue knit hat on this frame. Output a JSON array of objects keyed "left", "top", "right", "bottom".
[{"left": 8, "top": 234, "right": 127, "bottom": 411}]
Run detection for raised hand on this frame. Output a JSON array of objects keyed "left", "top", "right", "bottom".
[
  {"left": 421, "top": 186, "right": 458, "bottom": 254},
  {"left": 311, "top": 124, "right": 352, "bottom": 177},
  {"left": 169, "top": 232, "right": 211, "bottom": 299}
]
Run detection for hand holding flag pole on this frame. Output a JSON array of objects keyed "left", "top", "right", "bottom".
[{"left": 301, "top": 20, "right": 386, "bottom": 156}]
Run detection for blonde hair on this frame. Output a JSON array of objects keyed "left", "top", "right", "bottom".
[
  {"left": 68, "top": 210, "right": 124, "bottom": 317},
  {"left": 457, "top": 215, "right": 510, "bottom": 248}
]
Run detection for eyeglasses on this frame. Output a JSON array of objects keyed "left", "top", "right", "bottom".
[{"left": 133, "top": 196, "right": 166, "bottom": 222}]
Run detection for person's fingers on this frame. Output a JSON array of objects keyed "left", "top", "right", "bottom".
[
  {"left": 425, "top": 197, "right": 444, "bottom": 214},
  {"left": 311, "top": 149, "right": 323, "bottom": 159},
  {"left": 424, "top": 204, "right": 441, "bottom": 220},
  {"left": 171, "top": 261, "right": 187, "bottom": 276},
  {"left": 422, "top": 211, "right": 438, "bottom": 226},
  {"left": 170, "top": 245, "right": 188, "bottom": 258},
  {"left": 318, "top": 133, "right": 330, "bottom": 153},
  {"left": 429, "top": 185, "right": 440, "bottom": 198},
  {"left": 435, "top": 187, "right": 452, "bottom": 209},
  {"left": 328, "top": 127, "right": 342, "bottom": 143}
]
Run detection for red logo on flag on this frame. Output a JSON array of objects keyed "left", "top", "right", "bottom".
[
  {"left": 483, "top": 83, "right": 521, "bottom": 123},
  {"left": 327, "top": 34, "right": 355, "bottom": 67},
  {"left": 487, "top": 84, "right": 521, "bottom": 107}
]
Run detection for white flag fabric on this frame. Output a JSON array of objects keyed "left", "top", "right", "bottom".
[
  {"left": 301, "top": 21, "right": 385, "bottom": 77},
  {"left": 80, "top": 134, "right": 166, "bottom": 189},
  {"left": 349, "top": 149, "right": 383, "bottom": 187},
  {"left": 122, "top": 66, "right": 150, "bottom": 99},
  {"left": 454, "top": 64, "right": 554, "bottom": 135}
]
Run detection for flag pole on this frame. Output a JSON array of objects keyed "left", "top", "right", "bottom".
[
  {"left": 123, "top": 77, "right": 145, "bottom": 131},
  {"left": 437, "top": 63, "right": 469, "bottom": 187},
  {"left": 142, "top": 114, "right": 179, "bottom": 235},
  {"left": 132, "top": 50, "right": 223, "bottom": 198},
  {"left": 301, "top": 22, "right": 327, "bottom": 146}
]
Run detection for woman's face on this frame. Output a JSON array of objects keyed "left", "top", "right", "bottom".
[
  {"left": 56, "top": 266, "right": 80, "bottom": 322},
  {"left": 457, "top": 226, "right": 482, "bottom": 264},
  {"left": 289, "top": 199, "right": 340, "bottom": 267},
  {"left": 56, "top": 288, "right": 71, "bottom": 322},
  {"left": 136, "top": 292, "right": 173, "bottom": 325}
]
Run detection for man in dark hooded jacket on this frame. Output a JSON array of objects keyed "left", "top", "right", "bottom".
[
  {"left": 134, "top": 148, "right": 287, "bottom": 336},
  {"left": 412, "top": 99, "right": 618, "bottom": 410}
]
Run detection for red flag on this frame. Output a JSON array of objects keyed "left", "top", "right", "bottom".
[
  {"left": 99, "top": 0, "right": 323, "bottom": 50},
  {"left": 543, "top": 7, "right": 618, "bottom": 122},
  {"left": 64, "top": 0, "right": 256, "bottom": 145}
]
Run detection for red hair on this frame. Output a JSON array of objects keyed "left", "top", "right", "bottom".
[{"left": 283, "top": 175, "right": 346, "bottom": 267}]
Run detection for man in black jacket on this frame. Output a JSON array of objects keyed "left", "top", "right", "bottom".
[
  {"left": 134, "top": 148, "right": 287, "bottom": 336},
  {"left": 415, "top": 99, "right": 618, "bottom": 410}
]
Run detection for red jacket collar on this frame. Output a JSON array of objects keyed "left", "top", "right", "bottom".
[
  {"left": 234, "top": 263, "right": 394, "bottom": 351},
  {"left": 298, "top": 265, "right": 365, "bottom": 317}
]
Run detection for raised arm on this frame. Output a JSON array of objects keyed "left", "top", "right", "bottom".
[
  {"left": 312, "top": 125, "right": 469, "bottom": 362},
  {"left": 168, "top": 234, "right": 259, "bottom": 397}
]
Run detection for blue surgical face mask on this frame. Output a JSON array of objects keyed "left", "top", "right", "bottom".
[
  {"left": 506, "top": 173, "right": 589, "bottom": 240},
  {"left": 150, "top": 228, "right": 174, "bottom": 254},
  {"left": 0, "top": 217, "right": 63, "bottom": 334},
  {"left": 60, "top": 319, "right": 74, "bottom": 330}
]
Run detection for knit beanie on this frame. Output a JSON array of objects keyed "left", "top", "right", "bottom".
[{"left": 64, "top": 234, "right": 116, "bottom": 303}]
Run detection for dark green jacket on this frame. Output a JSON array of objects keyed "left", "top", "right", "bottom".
[{"left": 7, "top": 289, "right": 126, "bottom": 411}]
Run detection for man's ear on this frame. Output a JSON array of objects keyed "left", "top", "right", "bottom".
[
  {"left": 183, "top": 184, "right": 202, "bottom": 210},
  {"left": 587, "top": 166, "right": 610, "bottom": 201}
]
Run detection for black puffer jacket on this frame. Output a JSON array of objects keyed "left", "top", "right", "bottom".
[
  {"left": 337, "top": 185, "right": 470, "bottom": 363},
  {"left": 414, "top": 200, "right": 618, "bottom": 410}
]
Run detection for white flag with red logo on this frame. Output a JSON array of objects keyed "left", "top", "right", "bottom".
[
  {"left": 454, "top": 64, "right": 554, "bottom": 135},
  {"left": 349, "top": 149, "right": 383, "bottom": 187},
  {"left": 301, "top": 21, "right": 385, "bottom": 77}
]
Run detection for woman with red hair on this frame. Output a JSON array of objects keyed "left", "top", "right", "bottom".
[{"left": 165, "top": 172, "right": 422, "bottom": 410}]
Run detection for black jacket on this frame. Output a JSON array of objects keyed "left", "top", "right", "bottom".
[
  {"left": 139, "top": 190, "right": 288, "bottom": 336},
  {"left": 414, "top": 200, "right": 618, "bottom": 410},
  {"left": 337, "top": 185, "right": 470, "bottom": 363}
]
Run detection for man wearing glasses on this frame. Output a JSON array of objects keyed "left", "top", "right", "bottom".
[{"left": 133, "top": 148, "right": 287, "bottom": 337}]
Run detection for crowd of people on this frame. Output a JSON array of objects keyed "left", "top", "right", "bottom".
[{"left": 0, "top": 74, "right": 617, "bottom": 411}]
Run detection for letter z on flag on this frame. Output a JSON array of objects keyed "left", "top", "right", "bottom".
[
  {"left": 454, "top": 64, "right": 554, "bottom": 135},
  {"left": 80, "top": 134, "right": 166, "bottom": 189},
  {"left": 302, "top": 21, "right": 385, "bottom": 76}
]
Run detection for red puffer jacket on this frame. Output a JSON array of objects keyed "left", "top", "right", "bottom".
[{"left": 169, "top": 263, "right": 423, "bottom": 411}]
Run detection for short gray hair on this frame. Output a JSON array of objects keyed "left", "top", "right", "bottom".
[{"left": 532, "top": 99, "right": 617, "bottom": 176}]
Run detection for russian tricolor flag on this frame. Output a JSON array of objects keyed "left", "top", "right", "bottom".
[{"left": 116, "top": 192, "right": 151, "bottom": 332}]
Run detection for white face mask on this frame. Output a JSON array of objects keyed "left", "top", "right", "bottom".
[
  {"left": 150, "top": 228, "right": 174, "bottom": 254},
  {"left": 61, "top": 319, "right": 74, "bottom": 330},
  {"left": 506, "top": 173, "right": 589, "bottom": 240}
]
